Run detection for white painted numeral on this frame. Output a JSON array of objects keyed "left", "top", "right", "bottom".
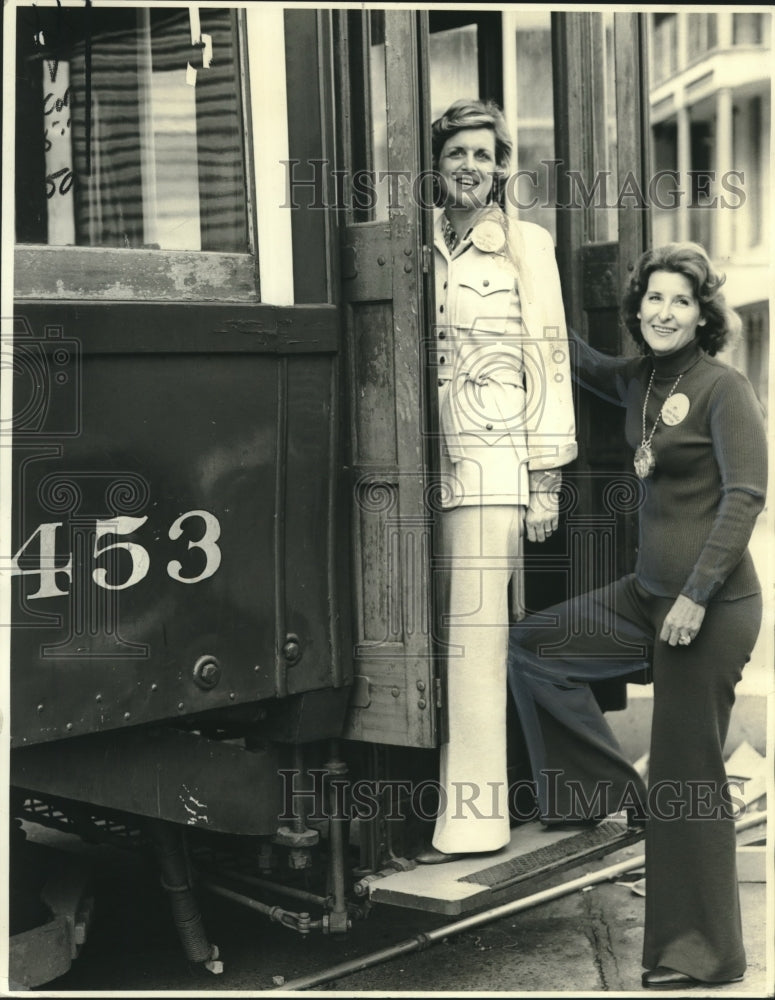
[
  {"left": 93, "top": 516, "right": 150, "bottom": 590},
  {"left": 11, "top": 511, "right": 222, "bottom": 597},
  {"left": 10, "top": 522, "right": 72, "bottom": 599},
  {"left": 167, "top": 510, "right": 222, "bottom": 584}
]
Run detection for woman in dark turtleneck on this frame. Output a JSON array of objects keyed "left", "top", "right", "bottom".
[{"left": 508, "top": 242, "right": 767, "bottom": 991}]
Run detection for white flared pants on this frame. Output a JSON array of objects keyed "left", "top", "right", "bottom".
[{"left": 432, "top": 504, "right": 524, "bottom": 854}]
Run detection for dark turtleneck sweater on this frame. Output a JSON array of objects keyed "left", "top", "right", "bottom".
[{"left": 572, "top": 335, "right": 767, "bottom": 605}]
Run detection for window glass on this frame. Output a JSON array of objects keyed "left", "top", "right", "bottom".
[
  {"left": 15, "top": 5, "right": 248, "bottom": 252},
  {"left": 513, "top": 12, "right": 555, "bottom": 238},
  {"left": 368, "top": 11, "right": 390, "bottom": 223},
  {"left": 340, "top": 10, "right": 390, "bottom": 223},
  {"left": 686, "top": 14, "right": 717, "bottom": 62},
  {"left": 651, "top": 14, "right": 677, "bottom": 85},
  {"left": 733, "top": 13, "right": 764, "bottom": 46},
  {"left": 429, "top": 25, "right": 479, "bottom": 121}
]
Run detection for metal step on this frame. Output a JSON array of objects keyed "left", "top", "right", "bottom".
[{"left": 368, "top": 819, "right": 643, "bottom": 916}]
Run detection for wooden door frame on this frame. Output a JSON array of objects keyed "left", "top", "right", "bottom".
[
  {"left": 335, "top": 9, "right": 438, "bottom": 749},
  {"left": 552, "top": 11, "right": 652, "bottom": 342}
]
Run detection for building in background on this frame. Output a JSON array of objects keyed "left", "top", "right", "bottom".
[{"left": 649, "top": 10, "right": 770, "bottom": 404}]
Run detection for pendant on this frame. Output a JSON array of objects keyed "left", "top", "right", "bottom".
[{"left": 634, "top": 443, "right": 655, "bottom": 479}]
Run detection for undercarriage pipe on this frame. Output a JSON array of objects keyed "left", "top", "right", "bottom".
[
  {"left": 324, "top": 741, "right": 351, "bottom": 935},
  {"left": 199, "top": 877, "right": 321, "bottom": 935},
  {"left": 146, "top": 819, "right": 221, "bottom": 972}
]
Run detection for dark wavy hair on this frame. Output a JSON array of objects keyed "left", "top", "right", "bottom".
[
  {"left": 430, "top": 99, "right": 513, "bottom": 208},
  {"left": 622, "top": 242, "right": 741, "bottom": 356}
]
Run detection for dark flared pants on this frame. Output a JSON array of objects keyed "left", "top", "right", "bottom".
[{"left": 507, "top": 573, "right": 762, "bottom": 982}]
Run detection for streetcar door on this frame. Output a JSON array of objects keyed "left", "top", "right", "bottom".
[
  {"left": 335, "top": 10, "right": 438, "bottom": 749},
  {"left": 335, "top": 10, "right": 654, "bottom": 749},
  {"left": 551, "top": 12, "right": 652, "bottom": 613},
  {"left": 426, "top": 11, "right": 652, "bottom": 625}
]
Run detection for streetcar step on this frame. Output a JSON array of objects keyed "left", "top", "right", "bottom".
[{"left": 368, "top": 818, "right": 643, "bottom": 915}]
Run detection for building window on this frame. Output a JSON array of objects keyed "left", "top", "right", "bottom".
[
  {"left": 686, "top": 14, "right": 717, "bottom": 61},
  {"left": 15, "top": 5, "right": 249, "bottom": 252},
  {"left": 651, "top": 13, "right": 678, "bottom": 85},
  {"left": 688, "top": 120, "right": 714, "bottom": 255},
  {"left": 733, "top": 13, "right": 764, "bottom": 46}
]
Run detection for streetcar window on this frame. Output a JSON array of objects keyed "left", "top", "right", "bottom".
[
  {"left": 429, "top": 25, "right": 479, "bottom": 120},
  {"left": 368, "top": 12, "right": 389, "bottom": 223},
  {"left": 512, "top": 12, "right": 556, "bottom": 238},
  {"left": 15, "top": 5, "right": 248, "bottom": 253},
  {"left": 341, "top": 9, "right": 390, "bottom": 223}
]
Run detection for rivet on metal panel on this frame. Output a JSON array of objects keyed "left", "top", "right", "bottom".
[
  {"left": 416, "top": 680, "right": 426, "bottom": 692},
  {"left": 37, "top": 704, "right": 44, "bottom": 713},
  {"left": 418, "top": 699, "right": 427, "bottom": 710},
  {"left": 151, "top": 683, "right": 158, "bottom": 691},
  {"left": 404, "top": 247, "right": 412, "bottom": 256},
  {"left": 377, "top": 256, "right": 386, "bottom": 266},
  {"left": 404, "top": 262, "right": 412, "bottom": 273},
  {"left": 229, "top": 692, "right": 236, "bottom": 700},
  {"left": 391, "top": 687, "right": 400, "bottom": 698},
  {"left": 282, "top": 635, "right": 302, "bottom": 664},
  {"left": 95, "top": 693, "right": 102, "bottom": 702},
  {"left": 66, "top": 722, "right": 73, "bottom": 730},
  {"left": 124, "top": 712, "right": 130, "bottom": 720},
  {"left": 178, "top": 703, "right": 185, "bottom": 711},
  {"left": 193, "top": 654, "right": 221, "bottom": 690}
]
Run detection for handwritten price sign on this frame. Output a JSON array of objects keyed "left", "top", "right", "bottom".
[{"left": 42, "top": 58, "right": 75, "bottom": 243}]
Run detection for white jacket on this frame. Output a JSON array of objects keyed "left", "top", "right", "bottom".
[{"left": 434, "top": 209, "right": 577, "bottom": 507}]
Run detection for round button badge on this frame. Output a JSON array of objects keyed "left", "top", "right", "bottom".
[
  {"left": 471, "top": 219, "right": 507, "bottom": 254},
  {"left": 662, "top": 393, "right": 690, "bottom": 426}
]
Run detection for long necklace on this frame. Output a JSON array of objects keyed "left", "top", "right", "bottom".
[{"left": 633, "top": 369, "right": 684, "bottom": 479}]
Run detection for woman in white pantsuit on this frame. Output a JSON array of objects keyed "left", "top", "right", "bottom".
[{"left": 417, "top": 99, "right": 577, "bottom": 863}]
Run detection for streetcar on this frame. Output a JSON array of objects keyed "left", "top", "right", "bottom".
[{"left": 5, "top": 4, "right": 653, "bottom": 986}]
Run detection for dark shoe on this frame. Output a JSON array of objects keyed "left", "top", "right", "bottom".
[
  {"left": 642, "top": 968, "right": 699, "bottom": 990},
  {"left": 642, "top": 967, "right": 744, "bottom": 990},
  {"left": 414, "top": 846, "right": 464, "bottom": 865}
]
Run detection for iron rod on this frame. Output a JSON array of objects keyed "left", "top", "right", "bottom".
[
  {"left": 203, "top": 868, "right": 328, "bottom": 908},
  {"left": 281, "top": 853, "right": 646, "bottom": 990}
]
